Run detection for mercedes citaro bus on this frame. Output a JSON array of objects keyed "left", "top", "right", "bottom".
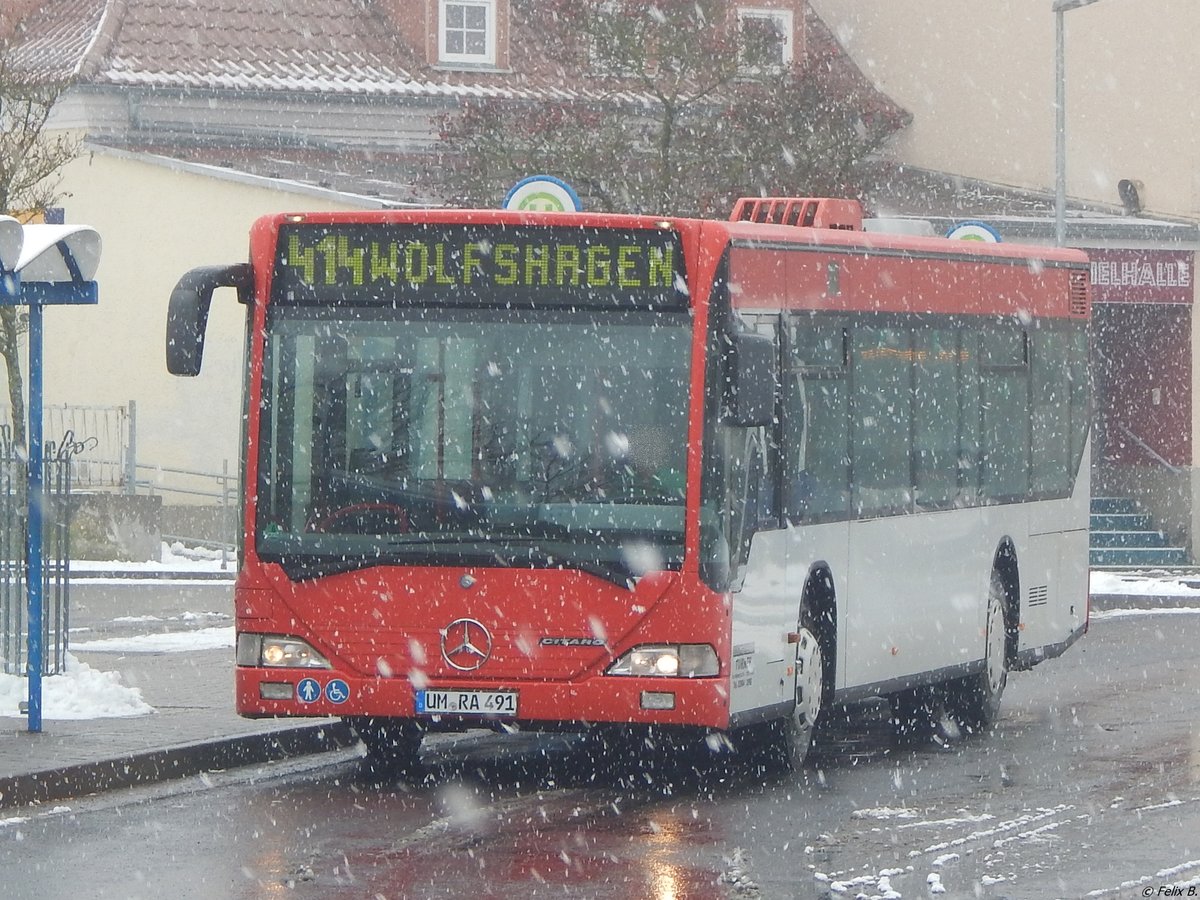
[{"left": 166, "top": 197, "right": 1090, "bottom": 769}]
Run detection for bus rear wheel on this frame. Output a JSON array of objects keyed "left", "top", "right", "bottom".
[
  {"left": 348, "top": 717, "right": 423, "bottom": 772},
  {"left": 944, "top": 574, "right": 1009, "bottom": 733}
]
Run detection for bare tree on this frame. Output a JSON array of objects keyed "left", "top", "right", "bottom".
[
  {"left": 437, "top": 0, "right": 907, "bottom": 216},
  {"left": 0, "top": 36, "right": 80, "bottom": 446}
]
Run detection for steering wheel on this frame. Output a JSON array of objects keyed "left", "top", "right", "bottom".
[{"left": 305, "top": 502, "right": 410, "bottom": 534}]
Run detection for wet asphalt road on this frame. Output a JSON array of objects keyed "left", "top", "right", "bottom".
[{"left": 6, "top": 609, "right": 1199, "bottom": 899}]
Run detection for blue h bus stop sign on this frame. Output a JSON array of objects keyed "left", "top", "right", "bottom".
[{"left": 0, "top": 217, "right": 101, "bottom": 733}]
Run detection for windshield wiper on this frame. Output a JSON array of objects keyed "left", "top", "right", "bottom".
[
  {"left": 265, "top": 532, "right": 507, "bottom": 581},
  {"left": 270, "top": 553, "right": 387, "bottom": 582}
]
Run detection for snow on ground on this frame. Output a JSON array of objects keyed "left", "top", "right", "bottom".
[
  {"left": 813, "top": 805, "right": 1078, "bottom": 898},
  {"left": 68, "top": 540, "right": 235, "bottom": 578},
  {"left": 0, "top": 653, "right": 152, "bottom": 719},
  {"left": 72, "top": 626, "right": 234, "bottom": 654},
  {"left": 1092, "top": 606, "right": 1200, "bottom": 619},
  {"left": 1090, "top": 569, "right": 1200, "bottom": 598},
  {"left": 1090, "top": 569, "right": 1200, "bottom": 619},
  {"left": 813, "top": 801, "right": 1200, "bottom": 898},
  {"left": 0, "top": 625, "right": 233, "bottom": 721}
]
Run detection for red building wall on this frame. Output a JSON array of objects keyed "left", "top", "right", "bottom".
[{"left": 1090, "top": 248, "right": 1193, "bottom": 468}]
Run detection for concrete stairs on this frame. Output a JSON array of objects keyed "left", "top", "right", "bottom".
[{"left": 1090, "top": 496, "right": 1190, "bottom": 568}]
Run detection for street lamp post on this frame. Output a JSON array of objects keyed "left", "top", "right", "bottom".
[{"left": 1054, "top": 0, "right": 1103, "bottom": 246}]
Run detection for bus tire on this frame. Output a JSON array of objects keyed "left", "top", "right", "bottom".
[
  {"left": 944, "top": 572, "right": 1009, "bottom": 733},
  {"left": 776, "top": 604, "right": 825, "bottom": 769},
  {"left": 348, "top": 717, "right": 423, "bottom": 772}
]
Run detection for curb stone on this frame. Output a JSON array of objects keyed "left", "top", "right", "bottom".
[{"left": 0, "top": 721, "right": 357, "bottom": 812}]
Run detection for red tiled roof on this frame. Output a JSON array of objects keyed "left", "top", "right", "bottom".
[
  {"left": 8, "top": 0, "right": 581, "bottom": 99},
  {"left": 5, "top": 0, "right": 107, "bottom": 81},
  {"left": 7, "top": 0, "right": 901, "bottom": 114},
  {"left": 12, "top": 0, "right": 418, "bottom": 91}
]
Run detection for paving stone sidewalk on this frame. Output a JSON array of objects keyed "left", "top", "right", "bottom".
[{"left": 0, "top": 647, "right": 354, "bottom": 811}]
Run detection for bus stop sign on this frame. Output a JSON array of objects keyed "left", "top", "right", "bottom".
[
  {"left": 503, "top": 176, "right": 583, "bottom": 213},
  {"left": 0, "top": 220, "right": 101, "bottom": 734}
]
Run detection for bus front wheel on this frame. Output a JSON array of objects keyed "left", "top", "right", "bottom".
[
  {"left": 776, "top": 606, "right": 825, "bottom": 769},
  {"left": 944, "top": 573, "right": 1009, "bottom": 733}
]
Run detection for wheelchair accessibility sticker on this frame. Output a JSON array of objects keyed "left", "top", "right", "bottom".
[{"left": 324, "top": 679, "right": 351, "bottom": 704}]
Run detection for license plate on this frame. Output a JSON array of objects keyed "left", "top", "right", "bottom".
[{"left": 416, "top": 689, "right": 518, "bottom": 716}]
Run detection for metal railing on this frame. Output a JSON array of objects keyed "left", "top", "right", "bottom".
[
  {"left": 133, "top": 460, "right": 237, "bottom": 569},
  {"left": 1, "top": 430, "right": 74, "bottom": 676},
  {"left": 1116, "top": 424, "right": 1183, "bottom": 476},
  {"left": 2, "top": 401, "right": 239, "bottom": 566},
  {"left": 2, "top": 404, "right": 129, "bottom": 489}
]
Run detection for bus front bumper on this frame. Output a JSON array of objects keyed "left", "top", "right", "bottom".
[{"left": 236, "top": 667, "right": 731, "bottom": 731}]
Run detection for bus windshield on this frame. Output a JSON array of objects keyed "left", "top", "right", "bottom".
[{"left": 255, "top": 307, "right": 692, "bottom": 584}]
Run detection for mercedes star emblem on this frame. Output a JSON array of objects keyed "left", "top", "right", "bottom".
[{"left": 440, "top": 618, "right": 493, "bottom": 671}]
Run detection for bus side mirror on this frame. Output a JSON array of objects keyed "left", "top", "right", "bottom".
[
  {"left": 166, "top": 263, "right": 253, "bottom": 376},
  {"left": 723, "top": 331, "right": 775, "bottom": 427}
]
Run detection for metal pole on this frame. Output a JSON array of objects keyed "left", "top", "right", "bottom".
[
  {"left": 1052, "top": 0, "right": 1103, "bottom": 246},
  {"left": 26, "top": 299, "right": 44, "bottom": 733},
  {"left": 1054, "top": 7, "right": 1067, "bottom": 247},
  {"left": 220, "top": 458, "right": 230, "bottom": 571},
  {"left": 124, "top": 399, "right": 137, "bottom": 495}
]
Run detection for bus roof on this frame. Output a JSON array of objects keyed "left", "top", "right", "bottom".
[{"left": 256, "top": 206, "right": 1088, "bottom": 266}]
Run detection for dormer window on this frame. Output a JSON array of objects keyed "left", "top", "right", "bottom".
[
  {"left": 738, "top": 7, "right": 793, "bottom": 73},
  {"left": 440, "top": 0, "right": 496, "bottom": 67}
]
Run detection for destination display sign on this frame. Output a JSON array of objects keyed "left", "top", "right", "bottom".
[{"left": 272, "top": 222, "right": 686, "bottom": 309}]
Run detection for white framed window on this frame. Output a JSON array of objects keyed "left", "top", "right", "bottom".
[
  {"left": 439, "top": 0, "right": 497, "bottom": 66},
  {"left": 737, "top": 7, "right": 793, "bottom": 73}
]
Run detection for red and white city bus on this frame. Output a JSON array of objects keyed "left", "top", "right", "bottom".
[{"left": 166, "top": 197, "right": 1090, "bottom": 768}]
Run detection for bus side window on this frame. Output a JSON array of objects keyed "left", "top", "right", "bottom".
[
  {"left": 729, "top": 426, "right": 771, "bottom": 574},
  {"left": 787, "top": 317, "right": 848, "bottom": 522},
  {"left": 959, "top": 328, "right": 982, "bottom": 501},
  {"left": 852, "top": 325, "right": 914, "bottom": 516},
  {"left": 751, "top": 318, "right": 782, "bottom": 531},
  {"left": 1031, "top": 326, "right": 1072, "bottom": 496},
  {"left": 913, "top": 328, "right": 962, "bottom": 507},
  {"left": 980, "top": 327, "right": 1031, "bottom": 500},
  {"left": 736, "top": 315, "right": 782, "bottom": 567}
]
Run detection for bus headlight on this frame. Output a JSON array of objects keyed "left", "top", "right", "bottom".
[
  {"left": 237, "top": 633, "right": 331, "bottom": 669},
  {"left": 606, "top": 644, "right": 719, "bottom": 677}
]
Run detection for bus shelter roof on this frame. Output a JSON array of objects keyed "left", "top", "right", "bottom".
[{"left": 16, "top": 224, "right": 102, "bottom": 283}]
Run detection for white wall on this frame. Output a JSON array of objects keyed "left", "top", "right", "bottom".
[
  {"left": 811, "top": 1, "right": 1200, "bottom": 218},
  {"left": 21, "top": 148, "right": 368, "bottom": 490}
]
